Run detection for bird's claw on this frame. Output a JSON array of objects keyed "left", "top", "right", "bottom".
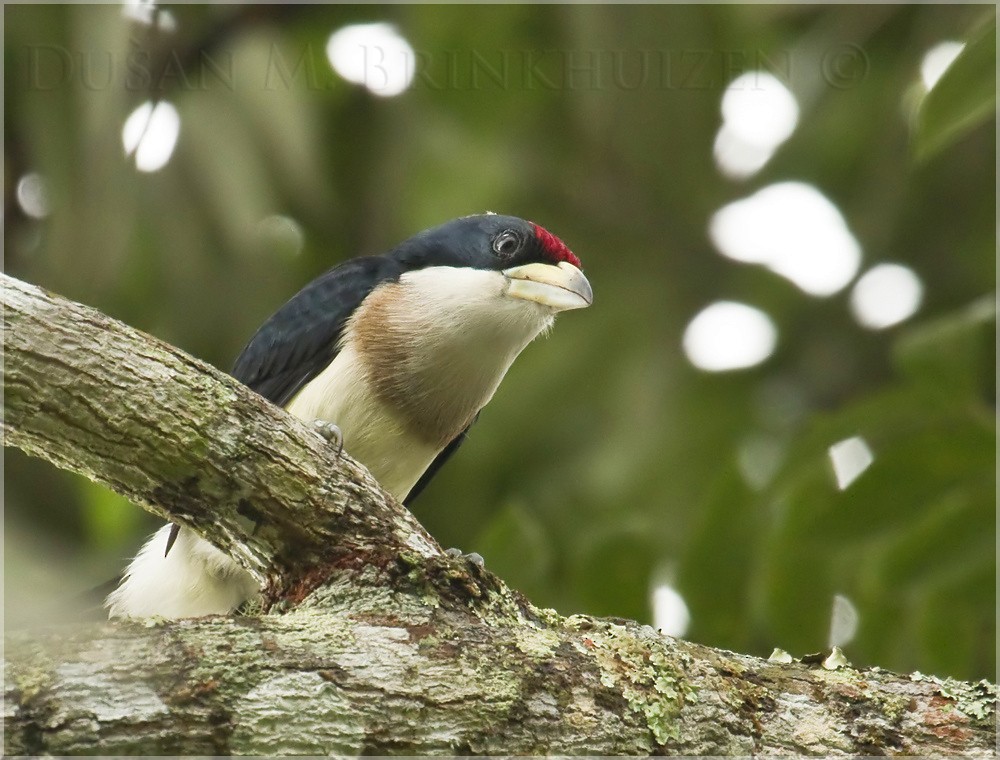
[
  {"left": 445, "top": 547, "right": 485, "bottom": 568},
  {"left": 312, "top": 420, "right": 344, "bottom": 456}
]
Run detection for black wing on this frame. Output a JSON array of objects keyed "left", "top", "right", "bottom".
[
  {"left": 231, "top": 255, "right": 402, "bottom": 405},
  {"left": 404, "top": 414, "right": 478, "bottom": 506}
]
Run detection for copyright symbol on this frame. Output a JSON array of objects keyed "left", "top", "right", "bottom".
[{"left": 821, "top": 43, "right": 869, "bottom": 89}]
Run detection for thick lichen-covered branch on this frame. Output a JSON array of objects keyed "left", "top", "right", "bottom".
[
  {"left": 2, "top": 273, "right": 441, "bottom": 604},
  {"left": 5, "top": 605, "right": 996, "bottom": 755},
  {"left": 3, "top": 273, "right": 996, "bottom": 755}
]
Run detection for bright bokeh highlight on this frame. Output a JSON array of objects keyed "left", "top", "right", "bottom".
[
  {"left": 121, "top": 0, "right": 177, "bottom": 32},
  {"left": 714, "top": 71, "right": 799, "bottom": 179},
  {"left": 16, "top": 173, "right": 49, "bottom": 219},
  {"left": 828, "top": 436, "right": 874, "bottom": 490},
  {"left": 326, "top": 23, "right": 415, "bottom": 98},
  {"left": 683, "top": 301, "right": 778, "bottom": 372},
  {"left": 709, "top": 182, "right": 862, "bottom": 297},
  {"left": 713, "top": 126, "right": 773, "bottom": 179},
  {"left": 829, "top": 593, "right": 860, "bottom": 649},
  {"left": 122, "top": 100, "right": 180, "bottom": 173},
  {"left": 651, "top": 582, "right": 691, "bottom": 638},
  {"left": 850, "top": 263, "right": 924, "bottom": 330},
  {"left": 920, "top": 41, "right": 964, "bottom": 90}
]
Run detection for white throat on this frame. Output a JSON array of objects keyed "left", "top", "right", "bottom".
[{"left": 286, "top": 265, "right": 556, "bottom": 501}]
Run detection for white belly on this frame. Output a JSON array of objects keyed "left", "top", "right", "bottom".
[{"left": 284, "top": 342, "right": 440, "bottom": 502}]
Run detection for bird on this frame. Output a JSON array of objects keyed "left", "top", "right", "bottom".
[{"left": 105, "top": 213, "right": 592, "bottom": 618}]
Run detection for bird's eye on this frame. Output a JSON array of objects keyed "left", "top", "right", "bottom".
[{"left": 492, "top": 230, "right": 521, "bottom": 258}]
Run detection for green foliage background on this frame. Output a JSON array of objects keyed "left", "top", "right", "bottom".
[{"left": 4, "top": 5, "right": 995, "bottom": 682}]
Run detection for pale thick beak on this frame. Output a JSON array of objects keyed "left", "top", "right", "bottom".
[{"left": 502, "top": 261, "right": 593, "bottom": 312}]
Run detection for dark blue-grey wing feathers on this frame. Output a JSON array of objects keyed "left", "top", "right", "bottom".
[{"left": 231, "top": 256, "right": 401, "bottom": 406}]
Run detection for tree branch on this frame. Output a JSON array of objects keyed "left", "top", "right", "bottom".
[
  {"left": 3, "top": 273, "right": 996, "bottom": 755},
  {"left": 2, "top": 273, "right": 441, "bottom": 605}
]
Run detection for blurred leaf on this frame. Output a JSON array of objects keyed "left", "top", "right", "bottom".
[
  {"left": 915, "top": 16, "right": 996, "bottom": 160},
  {"left": 914, "top": 558, "right": 995, "bottom": 680},
  {"left": 678, "top": 465, "right": 761, "bottom": 653},
  {"left": 757, "top": 392, "right": 994, "bottom": 675},
  {"left": 752, "top": 304, "right": 994, "bottom": 678},
  {"left": 892, "top": 294, "right": 995, "bottom": 401}
]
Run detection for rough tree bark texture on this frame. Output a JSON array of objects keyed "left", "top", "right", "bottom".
[{"left": 3, "top": 273, "right": 997, "bottom": 756}]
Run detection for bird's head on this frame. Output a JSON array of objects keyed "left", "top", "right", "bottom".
[{"left": 391, "top": 214, "right": 593, "bottom": 313}]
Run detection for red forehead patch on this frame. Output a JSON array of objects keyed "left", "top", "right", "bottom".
[{"left": 532, "top": 223, "right": 582, "bottom": 269}]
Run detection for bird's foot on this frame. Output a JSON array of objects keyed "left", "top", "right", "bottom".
[
  {"left": 445, "top": 547, "right": 485, "bottom": 568},
  {"left": 312, "top": 420, "right": 344, "bottom": 456}
]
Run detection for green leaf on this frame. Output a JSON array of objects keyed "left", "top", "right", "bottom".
[
  {"left": 755, "top": 381, "right": 994, "bottom": 678},
  {"left": 678, "top": 465, "right": 762, "bottom": 653},
  {"left": 892, "top": 295, "right": 996, "bottom": 400},
  {"left": 915, "top": 16, "right": 996, "bottom": 160}
]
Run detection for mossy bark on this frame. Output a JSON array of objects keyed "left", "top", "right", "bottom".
[{"left": 3, "top": 274, "right": 996, "bottom": 756}]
